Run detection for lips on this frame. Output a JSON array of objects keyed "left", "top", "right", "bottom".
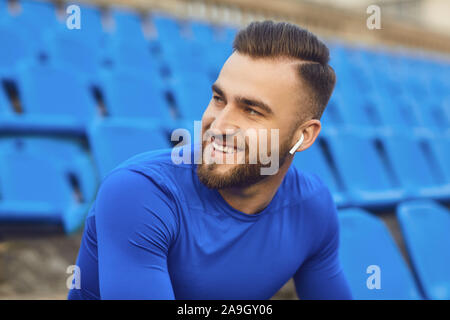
[
  {"left": 212, "top": 140, "right": 237, "bottom": 154},
  {"left": 210, "top": 136, "right": 244, "bottom": 155}
]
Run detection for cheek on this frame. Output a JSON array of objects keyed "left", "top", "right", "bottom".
[
  {"left": 201, "top": 103, "right": 214, "bottom": 124},
  {"left": 256, "top": 124, "right": 291, "bottom": 152}
]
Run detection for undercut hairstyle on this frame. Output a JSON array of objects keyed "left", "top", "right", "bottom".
[{"left": 232, "top": 20, "right": 336, "bottom": 121}]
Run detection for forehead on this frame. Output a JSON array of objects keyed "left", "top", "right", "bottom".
[{"left": 216, "top": 53, "right": 302, "bottom": 104}]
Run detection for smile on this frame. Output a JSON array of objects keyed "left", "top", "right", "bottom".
[{"left": 212, "top": 140, "right": 237, "bottom": 154}]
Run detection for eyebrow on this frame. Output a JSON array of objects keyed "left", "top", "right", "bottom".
[{"left": 211, "top": 83, "right": 274, "bottom": 115}]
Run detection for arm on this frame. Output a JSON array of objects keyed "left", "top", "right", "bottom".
[
  {"left": 293, "top": 189, "right": 353, "bottom": 300},
  {"left": 95, "top": 168, "right": 179, "bottom": 299}
]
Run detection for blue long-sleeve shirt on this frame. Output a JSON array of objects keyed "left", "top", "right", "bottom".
[{"left": 68, "top": 144, "right": 352, "bottom": 300}]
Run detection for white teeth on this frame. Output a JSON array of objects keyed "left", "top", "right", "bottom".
[{"left": 212, "top": 141, "right": 235, "bottom": 154}]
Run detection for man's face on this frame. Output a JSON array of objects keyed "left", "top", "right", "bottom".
[{"left": 197, "top": 52, "right": 309, "bottom": 189}]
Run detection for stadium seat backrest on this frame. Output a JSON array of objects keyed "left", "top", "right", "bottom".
[
  {"left": 338, "top": 208, "right": 422, "bottom": 299},
  {"left": 382, "top": 134, "right": 442, "bottom": 190},
  {"left": 393, "top": 94, "right": 425, "bottom": 129},
  {"left": 397, "top": 200, "right": 450, "bottom": 300},
  {"left": 219, "top": 26, "right": 238, "bottom": 48},
  {"left": 370, "top": 90, "right": 412, "bottom": 130},
  {"left": 107, "top": 40, "right": 158, "bottom": 72},
  {"left": 327, "top": 132, "right": 393, "bottom": 192},
  {"left": 172, "top": 72, "right": 212, "bottom": 120},
  {"left": 0, "top": 0, "right": 8, "bottom": 19},
  {"left": 88, "top": 120, "right": 171, "bottom": 178},
  {"left": 428, "top": 137, "right": 450, "bottom": 184},
  {"left": 46, "top": 29, "right": 103, "bottom": 75},
  {"left": 0, "top": 84, "right": 11, "bottom": 116},
  {"left": 292, "top": 138, "right": 341, "bottom": 195},
  {"left": 27, "top": 137, "right": 99, "bottom": 201},
  {"left": 17, "top": 62, "right": 96, "bottom": 120},
  {"left": 111, "top": 8, "right": 146, "bottom": 44},
  {"left": 421, "top": 97, "right": 450, "bottom": 130},
  {"left": 335, "top": 84, "right": 380, "bottom": 128},
  {"left": 151, "top": 13, "right": 181, "bottom": 42},
  {"left": 19, "top": 0, "right": 58, "bottom": 29},
  {"left": 0, "top": 22, "right": 33, "bottom": 70},
  {"left": 65, "top": 3, "right": 104, "bottom": 43},
  {"left": 321, "top": 92, "right": 344, "bottom": 127},
  {"left": 163, "top": 39, "right": 209, "bottom": 75},
  {"left": 101, "top": 69, "right": 170, "bottom": 120},
  {"left": 190, "top": 20, "right": 215, "bottom": 44},
  {"left": 0, "top": 140, "right": 72, "bottom": 205}
]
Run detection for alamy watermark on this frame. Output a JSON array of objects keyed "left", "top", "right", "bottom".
[
  {"left": 66, "top": 265, "right": 81, "bottom": 290},
  {"left": 66, "top": 5, "right": 81, "bottom": 30},
  {"left": 170, "top": 121, "right": 283, "bottom": 176},
  {"left": 366, "top": 264, "right": 381, "bottom": 290},
  {"left": 366, "top": 5, "right": 381, "bottom": 30}
]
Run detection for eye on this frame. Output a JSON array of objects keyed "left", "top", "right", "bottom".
[
  {"left": 245, "top": 107, "right": 262, "bottom": 116},
  {"left": 213, "top": 95, "right": 223, "bottom": 103}
]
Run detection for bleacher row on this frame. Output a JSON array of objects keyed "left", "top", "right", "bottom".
[
  {"left": 0, "top": 0, "right": 450, "bottom": 299},
  {"left": 0, "top": 0, "right": 235, "bottom": 231},
  {"left": 340, "top": 201, "right": 450, "bottom": 300}
]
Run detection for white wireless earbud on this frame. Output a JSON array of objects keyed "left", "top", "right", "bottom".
[{"left": 289, "top": 134, "right": 304, "bottom": 154}]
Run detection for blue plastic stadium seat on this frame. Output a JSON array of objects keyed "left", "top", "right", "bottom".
[
  {"left": 150, "top": 16, "right": 209, "bottom": 75},
  {"left": 3, "top": 62, "right": 97, "bottom": 134},
  {"left": 106, "top": 40, "right": 159, "bottom": 73},
  {"left": 87, "top": 119, "right": 171, "bottom": 178},
  {"left": 320, "top": 92, "right": 344, "bottom": 128},
  {"left": 11, "top": 0, "right": 60, "bottom": 54},
  {"left": 14, "top": 0, "right": 59, "bottom": 34},
  {"left": 0, "top": 20, "right": 35, "bottom": 78},
  {"left": 45, "top": 29, "right": 104, "bottom": 79},
  {"left": 19, "top": 0, "right": 57, "bottom": 27},
  {"left": 326, "top": 131, "right": 406, "bottom": 208},
  {"left": 189, "top": 21, "right": 232, "bottom": 78},
  {"left": 19, "top": 136, "right": 99, "bottom": 203},
  {"left": 382, "top": 132, "right": 450, "bottom": 200},
  {"left": 0, "top": 83, "right": 12, "bottom": 117},
  {"left": 332, "top": 86, "right": 382, "bottom": 131},
  {"left": 100, "top": 68, "right": 172, "bottom": 123},
  {"left": 292, "top": 137, "right": 347, "bottom": 207},
  {"left": 171, "top": 72, "right": 212, "bottom": 121},
  {"left": 419, "top": 96, "right": 450, "bottom": 131},
  {"left": 428, "top": 136, "right": 450, "bottom": 185},
  {"left": 338, "top": 208, "right": 423, "bottom": 299},
  {"left": 394, "top": 94, "right": 433, "bottom": 133},
  {"left": 397, "top": 200, "right": 450, "bottom": 300},
  {"left": 203, "top": 39, "right": 232, "bottom": 80},
  {"left": 213, "top": 25, "right": 236, "bottom": 48},
  {"left": 111, "top": 7, "right": 146, "bottom": 44},
  {"left": 64, "top": 2, "right": 105, "bottom": 45},
  {"left": 163, "top": 38, "right": 209, "bottom": 75},
  {"left": 190, "top": 20, "right": 215, "bottom": 44},
  {"left": 0, "top": 137, "right": 96, "bottom": 233},
  {"left": 151, "top": 12, "right": 181, "bottom": 42},
  {"left": 0, "top": 0, "right": 9, "bottom": 21},
  {"left": 368, "top": 90, "right": 415, "bottom": 133}
]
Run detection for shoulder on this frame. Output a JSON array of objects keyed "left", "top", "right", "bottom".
[
  {"left": 93, "top": 160, "right": 181, "bottom": 245},
  {"left": 283, "top": 165, "right": 339, "bottom": 235},
  {"left": 284, "top": 165, "right": 335, "bottom": 208},
  {"left": 102, "top": 143, "right": 197, "bottom": 195}
]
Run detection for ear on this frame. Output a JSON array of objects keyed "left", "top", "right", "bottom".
[{"left": 290, "top": 119, "right": 321, "bottom": 154}]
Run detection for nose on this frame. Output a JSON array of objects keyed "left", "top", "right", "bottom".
[{"left": 209, "top": 104, "right": 240, "bottom": 138}]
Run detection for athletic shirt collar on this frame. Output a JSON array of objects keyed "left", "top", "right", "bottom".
[{"left": 193, "top": 165, "right": 285, "bottom": 222}]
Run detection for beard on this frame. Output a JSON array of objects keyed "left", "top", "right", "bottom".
[{"left": 196, "top": 133, "right": 294, "bottom": 189}]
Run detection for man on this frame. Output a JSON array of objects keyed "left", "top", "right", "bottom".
[{"left": 68, "top": 21, "right": 353, "bottom": 300}]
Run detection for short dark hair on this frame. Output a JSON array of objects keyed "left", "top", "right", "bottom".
[{"left": 232, "top": 20, "right": 336, "bottom": 120}]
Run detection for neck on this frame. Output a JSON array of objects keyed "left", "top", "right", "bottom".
[{"left": 217, "top": 156, "right": 294, "bottom": 215}]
